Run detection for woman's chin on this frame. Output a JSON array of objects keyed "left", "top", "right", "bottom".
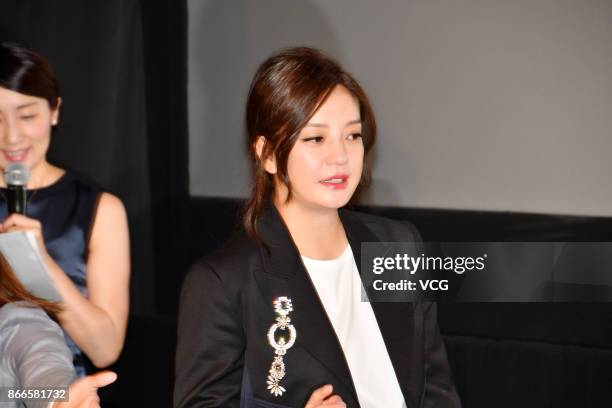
[{"left": 317, "top": 194, "right": 354, "bottom": 210}]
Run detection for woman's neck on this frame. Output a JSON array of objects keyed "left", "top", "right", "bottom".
[{"left": 275, "top": 197, "right": 348, "bottom": 260}]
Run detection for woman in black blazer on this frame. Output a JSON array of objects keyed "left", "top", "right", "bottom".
[{"left": 175, "top": 47, "right": 460, "bottom": 408}]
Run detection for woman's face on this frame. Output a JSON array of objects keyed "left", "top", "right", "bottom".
[
  {"left": 273, "top": 85, "right": 364, "bottom": 211},
  {"left": 0, "top": 87, "right": 57, "bottom": 172}
]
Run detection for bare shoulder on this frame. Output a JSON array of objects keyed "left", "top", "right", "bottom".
[
  {"left": 94, "top": 193, "right": 128, "bottom": 227},
  {"left": 97, "top": 192, "right": 127, "bottom": 216},
  {"left": 89, "top": 192, "right": 129, "bottom": 247}
]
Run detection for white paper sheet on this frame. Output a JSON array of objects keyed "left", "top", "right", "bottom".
[{"left": 0, "top": 231, "right": 62, "bottom": 302}]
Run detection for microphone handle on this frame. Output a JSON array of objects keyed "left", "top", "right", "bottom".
[{"left": 7, "top": 185, "right": 27, "bottom": 215}]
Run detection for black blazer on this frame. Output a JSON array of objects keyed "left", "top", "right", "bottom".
[{"left": 174, "top": 204, "right": 461, "bottom": 408}]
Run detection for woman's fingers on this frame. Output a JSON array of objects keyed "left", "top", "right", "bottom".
[
  {"left": 305, "top": 384, "right": 334, "bottom": 407},
  {"left": 0, "top": 214, "right": 47, "bottom": 253},
  {"left": 1, "top": 226, "right": 34, "bottom": 233},
  {"left": 323, "top": 395, "right": 344, "bottom": 403},
  {"left": 305, "top": 384, "right": 345, "bottom": 407},
  {"left": 321, "top": 394, "right": 346, "bottom": 407},
  {"left": 56, "top": 371, "right": 116, "bottom": 408},
  {"left": 0, "top": 214, "right": 42, "bottom": 235},
  {"left": 86, "top": 370, "right": 118, "bottom": 388},
  {"left": 1, "top": 213, "right": 41, "bottom": 229}
]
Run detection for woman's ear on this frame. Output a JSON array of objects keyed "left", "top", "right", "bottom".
[
  {"left": 51, "top": 97, "right": 62, "bottom": 126},
  {"left": 255, "top": 135, "right": 277, "bottom": 174}
]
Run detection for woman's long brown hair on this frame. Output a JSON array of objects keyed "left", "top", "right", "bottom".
[
  {"left": 0, "top": 252, "right": 61, "bottom": 318},
  {"left": 244, "top": 47, "right": 377, "bottom": 242}
]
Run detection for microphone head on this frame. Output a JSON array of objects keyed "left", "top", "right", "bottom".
[{"left": 4, "top": 163, "right": 30, "bottom": 187}]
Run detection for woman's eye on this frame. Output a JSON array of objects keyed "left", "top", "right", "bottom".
[
  {"left": 303, "top": 136, "right": 323, "bottom": 143},
  {"left": 20, "top": 114, "right": 37, "bottom": 121},
  {"left": 348, "top": 133, "right": 362, "bottom": 140}
]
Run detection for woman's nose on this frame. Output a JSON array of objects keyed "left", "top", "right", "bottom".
[
  {"left": 2, "top": 118, "right": 22, "bottom": 145},
  {"left": 326, "top": 138, "right": 349, "bottom": 165}
]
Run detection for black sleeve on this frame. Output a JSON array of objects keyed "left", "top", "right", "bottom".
[
  {"left": 402, "top": 220, "right": 461, "bottom": 406},
  {"left": 174, "top": 261, "right": 245, "bottom": 408},
  {"left": 421, "top": 302, "right": 462, "bottom": 408}
]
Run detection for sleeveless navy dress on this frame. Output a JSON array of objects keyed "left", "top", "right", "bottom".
[{"left": 0, "top": 171, "right": 101, "bottom": 376}]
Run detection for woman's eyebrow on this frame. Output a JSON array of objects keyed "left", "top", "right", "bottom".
[
  {"left": 17, "top": 102, "right": 38, "bottom": 109},
  {"left": 305, "top": 119, "right": 362, "bottom": 128}
]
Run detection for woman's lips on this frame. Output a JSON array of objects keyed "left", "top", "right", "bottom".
[
  {"left": 3, "top": 148, "right": 29, "bottom": 162},
  {"left": 320, "top": 175, "right": 349, "bottom": 190}
]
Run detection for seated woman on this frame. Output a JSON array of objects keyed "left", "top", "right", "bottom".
[
  {"left": 0, "top": 42, "right": 130, "bottom": 376},
  {"left": 0, "top": 254, "right": 116, "bottom": 408},
  {"left": 174, "top": 47, "right": 461, "bottom": 407}
]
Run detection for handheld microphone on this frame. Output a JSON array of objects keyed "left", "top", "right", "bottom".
[{"left": 3, "top": 163, "right": 30, "bottom": 215}]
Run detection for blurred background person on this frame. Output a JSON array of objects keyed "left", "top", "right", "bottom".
[
  {"left": 0, "top": 253, "right": 117, "bottom": 408},
  {"left": 0, "top": 41, "right": 130, "bottom": 376}
]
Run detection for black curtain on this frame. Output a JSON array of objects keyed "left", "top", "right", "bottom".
[
  {"left": 139, "top": 0, "right": 190, "bottom": 316},
  {"left": 0, "top": 0, "right": 189, "bottom": 316},
  {"left": 1, "top": 2, "right": 188, "bottom": 405}
]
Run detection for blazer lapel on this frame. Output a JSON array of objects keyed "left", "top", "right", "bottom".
[
  {"left": 255, "top": 204, "right": 418, "bottom": 407},
  {"left": 340, "top": 210, "right": 419, "bottom": 408},
  {"left": 255, "top": 204, "right": 359, "bottom": 402}
]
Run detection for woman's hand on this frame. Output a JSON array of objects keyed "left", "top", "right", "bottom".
[
  {"left": 1, "top": 194, "right": 130, "bottom": 369},
  {"left": 0, "top": 213, "right": 70, "bottom": 294},
  {"left": 0, "top": 213, "right": 49, "bottom": 257},
  {"left": 0, "top": 194, "right": 129, "bottom": 369},
  {"left": 54, "top": 371, "right": 117, "bottom": 408},
  {"left": 305, "top": 385, "right": 346, "bottom": 407}
]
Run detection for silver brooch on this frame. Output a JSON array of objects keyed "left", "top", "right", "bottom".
[{"left": 266, "top": 296, "right": 297, "bottom": 397}]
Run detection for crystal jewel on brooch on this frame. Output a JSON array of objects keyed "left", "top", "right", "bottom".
[{"left": 266, "top": 296, "right": 296, "bottom": 397}]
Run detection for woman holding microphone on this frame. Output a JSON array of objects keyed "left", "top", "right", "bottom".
[{"left": 0, "top": 41, "right": 130, "bottom": 376}]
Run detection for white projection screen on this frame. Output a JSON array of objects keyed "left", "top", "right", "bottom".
[{"left": 188, "top": 0, "right": 612, "bottom": 216}]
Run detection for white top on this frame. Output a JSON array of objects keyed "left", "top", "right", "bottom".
[{"left": 301, "top": 245, "right": 406, "bottom": 408}]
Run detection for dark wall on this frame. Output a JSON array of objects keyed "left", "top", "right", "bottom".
[{"left": 180, "top": 197, "right": 612, "bottom": 407}]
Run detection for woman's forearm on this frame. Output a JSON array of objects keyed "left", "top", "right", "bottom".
[{"left": 44, "top": 254, "right": 125, "bottom": 367}]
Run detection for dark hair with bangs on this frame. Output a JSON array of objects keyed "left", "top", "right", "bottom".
[
  {"left": 244, "top": 46, "right": 377, "bottom": 242},
  {"left": 0, "top": 41, "right": 60, "bottom": 110}
]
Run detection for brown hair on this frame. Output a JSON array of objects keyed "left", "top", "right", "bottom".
[
  {"left": 244, "top": 47, "right": 377, "bottom": 241},
  {"left": 0, "top": 41, "right": 61, "bottom": 110},
  {"left": 0, "top": 252, "right": 61, "bottom": 318}
]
